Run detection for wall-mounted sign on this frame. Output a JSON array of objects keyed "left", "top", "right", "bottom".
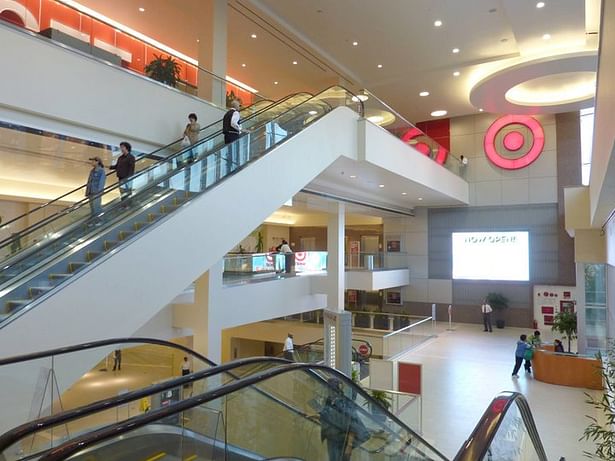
[
  {"left": 484, "top": 115, "right": 545, "bottom": 170},
  {"left": 401, "top": 127, "right": 449, "bottom": 165}
]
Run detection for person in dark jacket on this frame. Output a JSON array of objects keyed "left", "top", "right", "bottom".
[
  {"left": 85, "top": 156, "right": 106, "bottom": 219},
  {"left": 222, "top": 100, "right": 241, "bottom": 175},
  {"left": 110, "top": 142, "right": 136, "bottom": 201}
]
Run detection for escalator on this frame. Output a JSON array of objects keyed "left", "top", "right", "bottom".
[
  {"left": 0, "top": 86, "right": 362, "bottom": 356},
  {"left": 0, "top": 359, "right": 548, "bottom": 461}
]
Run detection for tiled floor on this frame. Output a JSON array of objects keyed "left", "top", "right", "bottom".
[{"left": 396, "top": 322, "right": 601, "bottom": 460}]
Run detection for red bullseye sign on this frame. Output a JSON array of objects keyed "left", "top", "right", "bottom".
[
  {"left": 484, "top": 115, "right": 545, "bottom": 170},
  {"left": 358, "top": 344, "right": 369, "bottom": 356},
  {"left": 401, "top": 127, "right": 449, "bottom": 166}
]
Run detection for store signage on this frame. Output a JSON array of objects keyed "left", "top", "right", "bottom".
[
  {"left": 401, "top": 127, "right": 449, "bottom": 165},
  {"left": 484, "top": 115, "right": 545, "bottom": 170}
]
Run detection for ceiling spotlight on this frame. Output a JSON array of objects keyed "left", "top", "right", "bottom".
[
  {"left": 138, "top": 7, "right": 145, "bottom": 12},
  {"left": 418, "top": 197, "right": 423, "bottom": 201},
  {"left": 479, "top": 108, "right": 484, "bottom": 112},
  {"left": 251, "top": 33, "right": 257, "bottom": 38},
  {"left": 419, "top": 91, "right": 430, "bottom": 97},
  {"left": 453, "top": 71, "right": 460, "bottom": 77},
  {"left": 274, "top": 81, "right": 279, "bottom": 85},
  {"left": 402, "top": 192, "right": 407, "bottom": 196},
  {"left": 352, "top": 41, "right": 359, "bottom": 46},
  {"left": 377, "top": 64, "right": 383, "bottom": 68},
  {"left": 196, "top": 39, "right": 200, "bottom": 43},
  {"left": 292, "top": 60, "right": 298, "bottom": 65},
  {"left": 542, "top": 33, "right": 551, "bottom": 40},
  {"left": 378, "top": 184, "right": 385, "bottom": 188},
  {"left": 434, "top": 20, "right": 442, "bottom": 27},
  {"left": 431, "top": 110, "right": 447, "bottom": 117},
  {"left": 349, "top": 175, "right": 357, "bottom": 179},
  {"left": 536, "top": 2, "right": 545, "bottom": 8},
  {"left": 452, "top": 48, "right": 460, "bottom": 54},
  {"left": 241, "top": 63, "right": 246, "bottom": 67}
]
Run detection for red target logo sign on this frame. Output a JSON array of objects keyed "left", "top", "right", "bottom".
[
  {"left": 401, "top": 127, "right": 449, "bottom": 166},
  {"left": 483, "top": 115, "right": 545, "bottom": 170}
]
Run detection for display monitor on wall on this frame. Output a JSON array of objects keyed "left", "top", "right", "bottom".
[{"left": 452, "top": 231, "right": 529, "bottom": 281}]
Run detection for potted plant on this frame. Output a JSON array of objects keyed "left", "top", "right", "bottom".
[
  {"left": 144, "top": 54, "right": 181, "bottom": 87},
  {"left": 486, "top": 292, "right": 509, "bottom": 329},
  {"left": 551, "top": 310, "right": 577, "bottom": 352},
  {"left": 369, "top": 389, "right": 392, "bottom": 411}
]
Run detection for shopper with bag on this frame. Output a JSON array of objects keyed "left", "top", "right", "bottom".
[{"left": 181, "top": 113, "right": 200, "bottom": 162}]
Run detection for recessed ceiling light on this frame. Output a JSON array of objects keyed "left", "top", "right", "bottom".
[
  {"left": 274, "top": 81, "right": 279, "bottom": 85},
  {"left": 352, "top": 41, "right": 359, "bottom": 46},
  {"left": 292, "top": 60, "right": 298, "bottom": 65},
  {"left": 241, "top": 63, "right": 246, "bottom": 67},
  {"left": 453, "top": 71, "right": 460, "bottom": 77},
  {"left": 479, "top": 108, "right": 484, "bottom": 112},
  {"left": 402, "top": 192, "right": 407, "bottom": 196},
  {"left": 434, "top": 20, "right": 442, "bottom": 27},
  {"left": 349, "top": 175, "right": 357, "bottom": 179},
  {"left": 378, "top": 184, "right": 385, "bottom": 188},
  {"left": 251, "top": 33, "right": 257, "bottom": 38},
  {"left": 377, "top": 64, "right": 383, "bottom": 68},
  {"left": 308, "top": 110, "right": 318, "bottom": 115},
  {"left": 542, "top": 33, "right": 551, "bottom": 40},
  {"left": 452, "top": 48, "right": 460, "bottom": 54},
  {"left": 431, "top": 110, "right": 448, "bottom": 117},
  {"left": 418, "top": 197, "right": 423, "bottom": 201},
  {"left": 196, "top": 39, "right": 199, "bottom": 43},
  {"left": 419, "top": 91, "right": 430, "bottom": 97},
  {"left": 536, "top": 2, "right": 545, "bottom": 8},
  {"left": 138, "top": 7, "right": 145, "bottom": 12}
]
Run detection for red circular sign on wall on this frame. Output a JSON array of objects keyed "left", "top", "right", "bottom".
[
  {"left": 483, "top": 115, "right": 545, "bottom": 170},
  {"left": 358, "top": 344, "right": 369, "bottom": 356}
]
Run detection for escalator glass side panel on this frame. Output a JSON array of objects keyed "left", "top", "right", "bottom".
[
  {"left": 40, "top": 363, "right": 447, "bottom": 461},
  {"left": 0, "top": 88, "right": 356, "bottom": 328}
]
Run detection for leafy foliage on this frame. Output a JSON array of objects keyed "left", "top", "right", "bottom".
[
  {"left": 370, "top": 390, "right": 392, "bottom": 411},
  {"left": 486, "top": 292, "right": 509, "bottom": 310},
  {"left": 144, "top": 54, "right": 181, "bottom": 87},
  {"left": 551, "top": 310, "right": 577, "bottom": 353},
  {"left": 582, "top": 341, "right": 613, "bottom": 459}
]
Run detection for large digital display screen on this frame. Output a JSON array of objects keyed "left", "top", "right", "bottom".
[{"left": 452, "top": 231, "right": 529, "bottom": 281}]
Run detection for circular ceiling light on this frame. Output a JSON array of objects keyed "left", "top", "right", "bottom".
[
  {"left": 241, "top": 63, "right": 246, "bottom": 67},
  {"left": 434, "top": 20, "right": 442, "bottom": 27},
  {"left": 453, "top": 71, "right": 460, "bottom": 77},
  {"left": 452, "top": 48, "right": 460, "bottom": 54},
  {"left": 351, "top": 94, "right": 369, "bottom": 102},
  {"left": 349, "top": 175, "right": 357, "bottom": 179},
  {"left": 419, "top": 91, "right": 430, "bottom": 97},
  {"left": 470, "top": 50, "right": 597, "bottom": 114},
  {"left": 542, "top": 33, "right": 551, "bottom": 40},
  {"left": 251, "top": 33, "right": 257, "bottom": 38},
  {"left": 377, "top": 64, "right": 383, "bottom": 68},
  {"left": 352, "top": 41, "right": 359, "bottom": 46},
  {"left": 138, "top": 7, "right": 145, "bottom": 12},
  {"left": 418, "top": 197, "right": 423, "bottom": 201},
  {"left": 274, "top": 81, "right": 279, "bottom": 85},
  {"left": 536, "top": 2, "right": 545, "bottom": 8},
  {"left": 431, "top": 110, "right": 448, "bottom": 117},
  {"left": 402, "top": 192, "right": 407, "bottom": 195},
  {"left": 378, "top": 184, "right": 385, "bottom": 188},
  {"left": 292, "top": 60, "right": 298, "bottom": 65}
]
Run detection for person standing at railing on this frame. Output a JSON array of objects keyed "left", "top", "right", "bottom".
[
  {"left": 112, "top": 349, "right": 122, "bottom": 371},
  {"left": 110, "top": 142, "right": 136, "bottom": 202},
  {"left": 222, "top": 99, "right": 242, "bottom": 174},
  {"left": 85, "top": 156, "right": 106, "bottom": 223},
  {"left": 181, "top": 113, "right": 200, "bottom": 163},
  {"left": 279, "top": 239, "right": 294, "bottom": 274}
]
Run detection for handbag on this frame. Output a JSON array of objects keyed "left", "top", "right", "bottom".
[
  {"left": 524, "top": 347, "right": 534, "bottom": 361},
  {"left": 181, "top": 135, "right": 191, "bottom": 147}
]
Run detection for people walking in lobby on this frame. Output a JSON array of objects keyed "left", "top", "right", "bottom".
[
  {"left": 512, "top": 335, "right": 531, "bottom": 377},
  {"left": 279, "top": 239, "right": 294, "bottom": 273},
  {"left": 110, "top": 141, "right": 136, "bottom": 202},
  {"left": 112, "top": 349, "right": 122, "bottom": 371},
  {"left": 85, "top": 156, "right": 106, "bottom": 221},
  {"left": 481, "top": 298, "right": 493, "bottom": 332},
  {"left": 283, "top": 333, "right": 294, "bottom": 361}
]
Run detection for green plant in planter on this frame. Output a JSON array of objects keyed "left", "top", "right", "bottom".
[
  {"left": 145, "top": 54, "right": 181, "bottom": 87},
  {"left": 551, "top": 310, "right": 577, "bottom": 353},
  {"left": 486, "top": 292, "right": 509, "bottom": 328},
  {"left": 582, "top": 340, "right": 615, "bottom": 460},
  {"left": 369, "top": 389, "right": 392, "bottom": 411}
]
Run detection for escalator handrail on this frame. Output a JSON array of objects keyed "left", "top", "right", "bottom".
[
  {"left": 39, "top": 362, "right": 448, "bottom": 461},
  {"left": 0, "top": 95, "right": 304, "bottom": 249},
  {"left": 0, "top": 86, "right": 358, "bottom": 275},
  {"left": 452, "top": 391, "right": 547, "bottom": 461},
  {"left": 0, "top": 337, "right": 214, "bottom": 367},
  {"left": 0, "top": 356, "right": 290, "bottom": 454}
]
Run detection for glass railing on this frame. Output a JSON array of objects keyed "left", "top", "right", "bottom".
[
  {"left": 0, "top": 96, "right": 305, "bottom": 264},
  {"left": 37, "top": 363, "right": 448, "bottom": 461},
  {"left": 0, "top": 338, "right": 215, "bottom": 432},
  {"left": 358, "top": 89, "right": 464, "bottom": 177},
  {"left": 223, "top": 250, "right": 327, "bottom": 281},
  {"left": 0, "top": 87, "right": 360, "bottom": 326},
  {"left": 368, "top": 388, "right": 423, "bottom": 434},
  {"left": 382, "top": 317, "right": 435, "bottom": 359},
  {"left": 453, "top": 392, "right": 547, "bottom": 461},
  {"left": 345, "top": 250, "right": 408, "bottom": 270},
  {"left": 0, "top": 356, "right": 289, "bottom": 461}
]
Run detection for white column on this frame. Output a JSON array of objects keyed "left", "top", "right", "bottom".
[{"left": 196, "top": 0, "right": 227, "bottom": 107}]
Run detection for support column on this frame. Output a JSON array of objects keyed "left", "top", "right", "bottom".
[
  {"left": 324, "top": 202, "right": 352, "bottom": 375},
  {"left": 196, "top": 0, "right": 227, "bottom": 107}
]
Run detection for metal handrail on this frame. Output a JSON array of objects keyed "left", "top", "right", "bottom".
[
  {"left": 382, "top": 316, "right": 433, "bottom": 339},
  {"left": 453, "top": 391, "right": 548, "bottom": 461},
  {"left": 39, "top": 362, "right": 448, "bottom": 461}
]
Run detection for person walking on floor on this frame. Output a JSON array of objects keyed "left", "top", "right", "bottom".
[
  {"left": 481, "top": 298, "right": 493, "bottom": 332},
  {"left": 112, "top": 349, "right": 122, "bottom": 371},
  {"left": 110, "top": 141, "right": 136, "bottom": 202},
  {"left": 283, "top": 333, "right": 294, "bottom": 361},
  {"left": 85, "top": 156, "right": 106, "bottom": 222},
  {"left": 511, "top": 335, "right": 531, "bottom": 378}
]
